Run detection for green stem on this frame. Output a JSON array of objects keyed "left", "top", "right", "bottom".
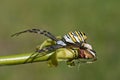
[
  {"left": 0, "top": 52, "right": 53, "bottom": 66},
  {"left": 0, "top": 48, "right": 76, "bottom": 66}
]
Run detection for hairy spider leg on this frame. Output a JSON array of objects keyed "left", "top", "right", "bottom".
[
  {"left": 11, "top": 29, "right": 58, "bottom": 41},
  {"left": 24, "top": 44, "right": 63, "bottom": 63}
]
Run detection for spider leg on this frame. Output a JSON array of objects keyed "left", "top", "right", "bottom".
[
  {"left": 24, "top": 44, "right": 64, "bottom": 63},
  {"left": 37, "top": 44, "right": 64, "bottom": 52},
  {"left": 24, "top": 49, "right": 47, "bottom": 63},
  {"left": 11, "top": 29, "right": 58, "bottom": 41}
]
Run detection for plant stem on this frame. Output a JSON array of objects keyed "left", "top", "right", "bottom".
[
  {"left": 0, "top": 52, "right": 53, "bottom": 66},
  {"left": 0, "top": 48, "right": 76, "bottom": 66}
]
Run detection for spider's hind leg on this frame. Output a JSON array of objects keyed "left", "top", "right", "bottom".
[{"left": 11, "top": 29, "right": 58, "bottom": 41}]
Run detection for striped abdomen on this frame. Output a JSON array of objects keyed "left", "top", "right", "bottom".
[{"left": 63, "top": 31, "right": 87, "bottom": 44}]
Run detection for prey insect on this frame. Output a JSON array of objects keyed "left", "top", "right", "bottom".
[{"left": 12, "top": 29, "right": 97, "bottom": 66}]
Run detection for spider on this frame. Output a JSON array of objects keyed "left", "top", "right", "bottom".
[{"left": 12, "top": 29, "right": 97, "bottom": 66}]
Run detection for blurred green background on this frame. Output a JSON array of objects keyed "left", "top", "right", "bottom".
[{"left": 0, "top": 0, "right": 120, "bottom": 80}]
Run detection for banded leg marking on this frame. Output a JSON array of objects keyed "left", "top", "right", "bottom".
[{"left": 11, "top": 29, "right": 58, "bottom": 41}]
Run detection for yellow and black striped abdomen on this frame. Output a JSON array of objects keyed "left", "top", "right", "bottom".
[{"left": 63, "top": 31, "right": 87, "bottom": 44}]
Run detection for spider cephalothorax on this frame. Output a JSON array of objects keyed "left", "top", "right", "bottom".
[{"left": 12, "top": 29, "right": 97, "bottom": 65}]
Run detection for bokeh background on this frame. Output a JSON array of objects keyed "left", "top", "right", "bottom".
[{"left": 0, "top": 0, "right": 120, "bottom": 80}]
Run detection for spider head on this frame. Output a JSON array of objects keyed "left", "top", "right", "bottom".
[{"left": 78, "top": 43, "right": 97, "bottom": 63}]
